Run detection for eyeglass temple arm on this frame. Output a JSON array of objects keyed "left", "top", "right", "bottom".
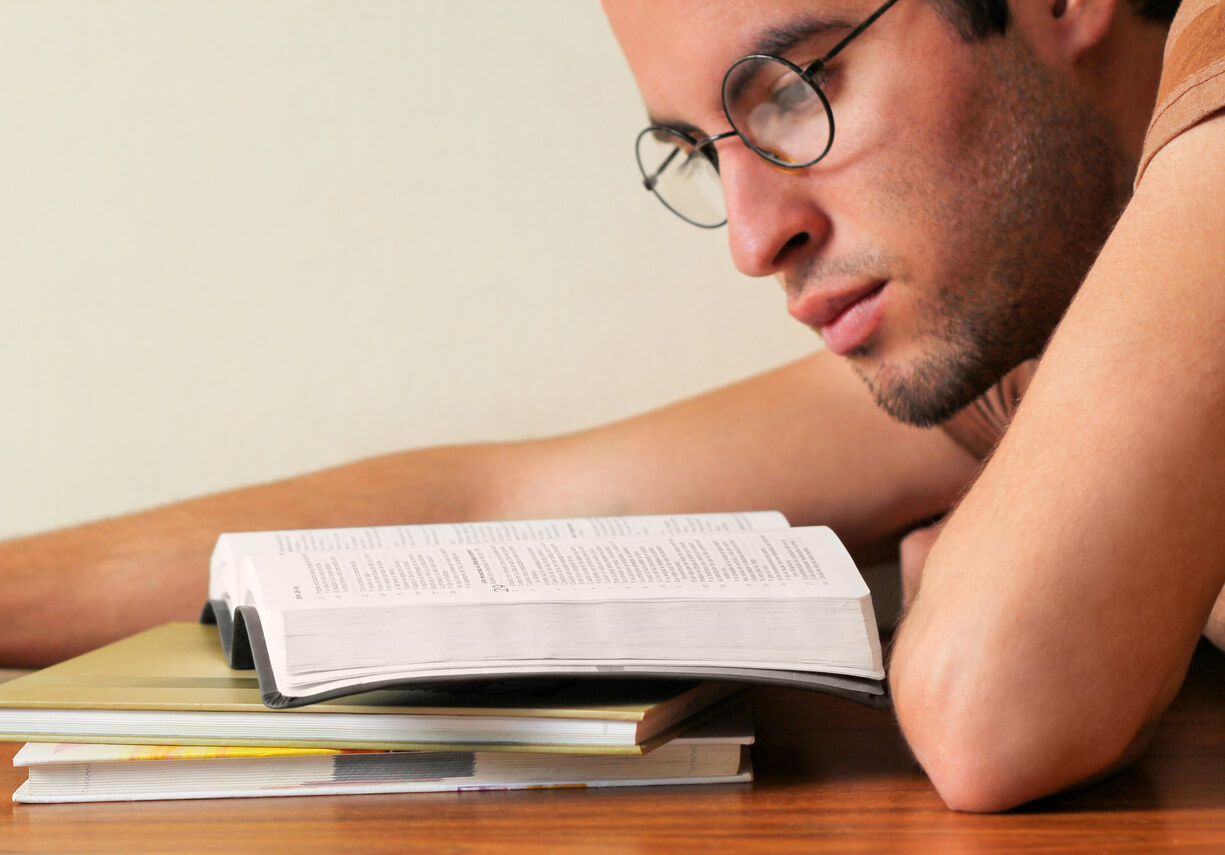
[
  {"left": 811, "top": 0, "right": 904, "bottom": 71},
  {"left": 643, "top": 130, "right": 737, "bottom": 189},
  {"left": 643, "top": 147, "right": 681, "bottom": 190}
]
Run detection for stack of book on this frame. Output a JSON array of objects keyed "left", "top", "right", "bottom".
[
  {"left": 0, "top": 623, "right": 752, "bottom": 802},
  {"left": 2, "top": 512, "right": 887, "bottom": 803}
]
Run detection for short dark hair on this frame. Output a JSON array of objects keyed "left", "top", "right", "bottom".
[{"left": 933, "top": 0, "right": 1180, "bottom": 39}]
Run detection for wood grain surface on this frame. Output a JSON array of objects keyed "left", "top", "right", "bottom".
[{"left": 2, "top": 644, "right": 1223, "bottom": 854}]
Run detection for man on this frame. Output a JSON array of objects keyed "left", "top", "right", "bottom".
[
  {"left": 605, "top": 0, "right": 1225, "bottom": 810},
  {"left": 3, "top": 0, "right": 1223, "bottom": 811}
]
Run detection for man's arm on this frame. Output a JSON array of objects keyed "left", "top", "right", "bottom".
[
  {"left": 891, "top": 112, "right": 1225, "bottom": 812},
  {"left": 2, "top": 349, "right": 979, "bottom": 667}
]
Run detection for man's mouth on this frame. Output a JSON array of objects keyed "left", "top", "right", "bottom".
[{"left": 788, "top": 280, "right": 888, "bottom": 356}]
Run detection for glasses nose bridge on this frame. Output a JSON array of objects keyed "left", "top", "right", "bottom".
[{"left": 692, "top": 129, "right": 741, "bottom": 167}]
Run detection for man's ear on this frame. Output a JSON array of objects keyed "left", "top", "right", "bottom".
[
  {"left": 1052, "top": 0, "right": 1119, "bottom": 61},
  {"left": 1011, "top": 0, "right": 1120, "bottom": 66}
]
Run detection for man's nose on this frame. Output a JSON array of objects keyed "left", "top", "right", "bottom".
[{"left": 718, "top": 144, "right": 830, "bottom": 278}]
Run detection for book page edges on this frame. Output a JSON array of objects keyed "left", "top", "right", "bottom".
[{"left": 228, "top": 604, "right": 887, "bottom": 710}]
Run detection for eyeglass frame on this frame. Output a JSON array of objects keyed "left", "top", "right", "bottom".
[{"left": 637, "top": 0, "right": 904, "bottom": 229}]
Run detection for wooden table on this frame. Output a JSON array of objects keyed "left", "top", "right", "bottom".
[{"left": 3, "top": 645, "right": 1224, "bottom": 854}]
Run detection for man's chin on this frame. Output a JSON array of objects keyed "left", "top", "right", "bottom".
[{"left": 848, "top": 351, "right": 994, "bottom": 429}]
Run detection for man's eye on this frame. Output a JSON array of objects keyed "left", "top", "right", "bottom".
[
  {"left": 765, "top": 63, "right": 839, "bottom": 118},
  {"left": 771, "top": 77, "right": 817, "bottom": 112},
  {"left": 651, "top": 130, "right": 694, "bottom": 152},
  {"left": 805, "top": 64, "right": 833, "bottom": 90},
  {"left": 679, "top": 145, "right": 719, "bottom": 174}
]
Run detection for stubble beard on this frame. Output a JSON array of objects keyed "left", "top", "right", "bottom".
[{"left": 845, "top": 36, "right": 1130, "bottom": 428}]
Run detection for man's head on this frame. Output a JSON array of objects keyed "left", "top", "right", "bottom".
[
  {"left": 605, "top": 0, "right": 1166, "bottom": 426},
  {"left": 927, "top": 0, "right": 1177, "bottom": 40}
]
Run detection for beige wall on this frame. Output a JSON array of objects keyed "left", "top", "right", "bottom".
[{"left": 0, "top": 1, "right": 817, "bottom": 539}]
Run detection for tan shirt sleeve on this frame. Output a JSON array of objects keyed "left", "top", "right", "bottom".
[{"left": 1136, "top": 0, "right": 1225, "bottom": 186}]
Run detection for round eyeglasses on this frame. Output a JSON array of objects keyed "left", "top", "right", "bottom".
[{"left": 635, "top": 0, "right": 902, "bottom": 229}]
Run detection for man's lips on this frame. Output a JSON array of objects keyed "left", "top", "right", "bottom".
[{"left": 787, "top": 280, "right": 888, "bottom": 355}]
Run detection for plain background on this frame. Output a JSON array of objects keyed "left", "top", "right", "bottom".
[{"left": 0, "top": 1, "right": 817, "bottom": 540}]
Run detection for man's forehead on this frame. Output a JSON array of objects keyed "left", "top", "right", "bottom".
[{"left": 603, "top": 0, "right": 861, "bottom": 120}]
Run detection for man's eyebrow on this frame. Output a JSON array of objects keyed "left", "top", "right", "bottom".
[
  {"left": 723, "top": 16, "right": 858, "bottom": 110},
  {"left": 644, "top": 117, "right": 707, "bottom": 139},
  {"left": 748, "top": 15, "right": 855, "bottom": 59},
  {"left": 645, "top": 15, "right": 857, "bottom": 137}
]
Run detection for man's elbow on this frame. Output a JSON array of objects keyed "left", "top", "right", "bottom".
[
  {"left": 894, "top": 695, "right": 1043, "bottom": 812},
  {"left": 890, "top": 642, "right": 1151, "bottom": 813},
  {"left": 896, "top": 719, "right": 1058, "bottom": 813}
]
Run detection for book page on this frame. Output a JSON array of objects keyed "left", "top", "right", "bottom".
[
  {"left": 246, "top": 527, "right": 864, "bottom": 614},
  {"left": 209, "top": 512, "right": 789, "bottom": 605},
  {"left": 242, "top": 526, "right": 882, "bottom": 687}
]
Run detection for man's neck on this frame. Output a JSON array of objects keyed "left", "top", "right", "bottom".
[{"left": 1081, "top": 12, "right": 1172, "bottom": 171}]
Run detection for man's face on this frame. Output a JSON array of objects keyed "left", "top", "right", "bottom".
[{"left": 605, "top": 0, "right": 1128, "bottom": 426}]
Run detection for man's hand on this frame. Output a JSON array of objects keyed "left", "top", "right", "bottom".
[
  {"left": 1205, "top": 590, "right": 1225, "bottom": 651},
  {"left": 899, "top": 520, "right": 946, "bottom": 608}
]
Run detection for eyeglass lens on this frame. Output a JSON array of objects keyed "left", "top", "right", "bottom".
[
  {"left": 635, "top": 127, "right": 727, "bottom": 228},
  {"left": 637, "top": 59, "right": 834, "bottom": 227},
  {"left": 723, "top": 56, "right": 834, "bottom": 168}
]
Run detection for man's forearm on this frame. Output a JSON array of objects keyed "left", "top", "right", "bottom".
[
  {"left": 0, "top": 444, "right": 527, "bottom": 667},
  {"left": 2, "top": 352, "right": 979, "bottom": 668},
  {"left": 890, "top": 114, "right": 1225, "bottom": 812}
]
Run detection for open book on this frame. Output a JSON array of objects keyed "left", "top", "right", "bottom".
[{"left": 201, "top": 512, "right": 886, "bottom": 709}]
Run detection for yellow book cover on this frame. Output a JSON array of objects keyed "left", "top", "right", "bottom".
[
  {"left": 9, "top": 705, "right": 755, "bottom": 803},
  {"left": 0, "top": 623, "right": 740, "bottom": 753},
  {"left": 16, "top": 742, "right": 355, "bottom": 761}
]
